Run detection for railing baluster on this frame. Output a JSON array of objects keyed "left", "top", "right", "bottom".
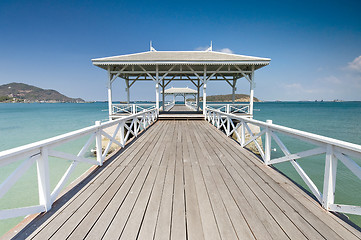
[
  {"left": 37, "top": 147, "right": 51, "bottom": 211},
  {"left": 264, "top": 120, "right": 272, "bottom": 165},
  {"left": 322, "top": 144, "right": 338, "bottom": 210},
  {"left": 95, "top": 121, "right": 103, "bottom": 166}
]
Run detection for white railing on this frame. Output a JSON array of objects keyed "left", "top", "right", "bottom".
[
  {"left": 206, "top": 103, "right": 250, "bottom": 114},
  {"left": 112, "top": 103, "right": 156, "bottom": 114},
  {"left": 185, "top": 101, "right": 198, "bottom": 111},
  {"left": 0, "top": 109, "right": 158, "bottom": 220},
  {"left": 205, "top": 107, "right": 361, "bottom": 216},
  {"left": 163, "top": 101, "right": 175, "bottom": 111}
]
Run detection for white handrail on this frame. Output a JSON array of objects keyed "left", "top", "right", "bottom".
[
  {"left": 185, "top": 101, "right": 197, "bottom": 111},
  {"left": 205, "top": 107, "right": 361, "bottom": 216},
  {"left": 112, "top": 103, "right": 156, "bottom": 114},
  {"left": 0, "top": 108, "right": 158, "bottom": 220},
  {"left": 206, "top": 103, "right": 250, "bottom": 114}
]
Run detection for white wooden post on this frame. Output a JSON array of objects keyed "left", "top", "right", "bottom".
[
  {"left": 37, "top": 147, "right": 51, "bottom": 211},
  {"left": 134, "top": 117, "right": 138, "bottom": 137},
  {"left": 133, "top": 104, "right": 136, "bottom": 114},
  {"left": 232, "top": 78, "right": 237, "bottom": 104},
  {"left": 197, "top": 80, "right": 200, "bottom": 111},
  {"left": 249, "top": 66, "right": 255, "bottom": 116},
  {"left": 125, "top": 78, "right": 130, "bottom": 104},
  {"left": 322, "top": 144, "right": 338, "bottom": 210},
  {"left": 241, "top": 121, "right": 246, "bottom": 146},
  {"left": 162, "top": 79, "right": 165, "bottom": 111},
  {"left": 226, "top": 104, "right": 230, "bottom": 114},
  {"left": 107, "top": 81, "right": 113, "bottom": 120},
  {"left": 203, "top": 66, "right": 207, "bottom": 115},
  {"left": 264, "top": 120, "right": 273, "bottom": 165},
  {"left": 95, "top": 121, "right": 103, "bottom": 166},
  {"left": 155, "top": 65, "right": 160, "bottom": 113},
  {"left": 227, "top": 117, "right": 230, "bottom": 136},
  {"left": 119, "top": 121, "right": 125, "bottom": 147}
]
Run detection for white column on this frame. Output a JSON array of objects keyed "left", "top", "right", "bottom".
[
  {"left": 203, "top": 66, "right": 207, "bottom": 114},
  {"left": 162, "top": 79, "right": 165, "bottom": 110},
  {"left": 155, "top": 65, "right": 160, "bottom": 112},
  {"left": 203, "top": 84, "right": 207, "bottom": 114},
  {"left": 156, "top": 83, "right": 159, "bottom": 111},
  {"left": 37, "top": 147, "right": 51, "bottom": 211},
  {"left": 107, "top": 81, "right": 113, "bottom": 120},
  {"left": 249, "top": 66, "right": 255, "bottom": 116},
  {"left": 125, "top": 78, "right": 130, "bottom": 104},
  {"left": 197, "top": 79, "right": 200, "bottom": 111},
  {"left": 322, "top": 145, "right": 338, "bottom": 210},
  {"left": 232, "top": 78, "right": 237, "bottom": 104}
]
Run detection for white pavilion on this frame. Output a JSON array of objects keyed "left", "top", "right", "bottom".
[{"left": 92, "top": 47, "right": 270, "bottom": 117}]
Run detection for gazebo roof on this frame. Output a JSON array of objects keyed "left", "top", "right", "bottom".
[
  {"left": 162, "top": 87, "right": 197, "bottom": 94},
  {"left": 91, "top": 49, "right": 270, "bottom": 81},
  {"left": 92, "top": 51, "right": 270, "bottom": 65}
]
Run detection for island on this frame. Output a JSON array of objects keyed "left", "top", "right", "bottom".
[{"left": 0, "top": 83, "right": 85, "bottom": 103}]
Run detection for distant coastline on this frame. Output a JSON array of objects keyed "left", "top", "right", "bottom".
[{"left": 0, "top": 82, "right": 85, "bottom": 103}]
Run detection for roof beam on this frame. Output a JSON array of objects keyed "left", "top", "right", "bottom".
[
  {"left": 234, "top": 65, "right": 251, "bottom": 83},
  {"left": 159, "top": 65, "right": 176, "bottom": 81},
  {"left": 186, "top": 65, "right": 203, "bottom": 81},
  {"left": 139, "top": 65, "right": 157, "bottom": 82},
  {"left": 110, "top": 65, "right": 128, "bottom": 84},
  {"left": 205, "top": 65, "right": 223, "bottom": 82}
]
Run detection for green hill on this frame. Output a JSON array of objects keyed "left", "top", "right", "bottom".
[
  {"left": 198, "top": 93, "right": 260, "bottom": 102},
  {"left": 0, "top": 82, "right": 85, "bottom": 103}
]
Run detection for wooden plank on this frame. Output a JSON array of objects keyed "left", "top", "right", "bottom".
[
  {"left": 137, "top": 166, "right": 167, "bottom": 239},
  {"left": 59, "top": 165, "right": 131, "bottom": 239},
  {"left": 27, "top": 122, "right": 163, "bottom": 238},
  {"left": 228, "top": 140, "right": 361, "bottom": 240},
  {"left": 185, "top": 121, "right": 222, "bottom": 240},
  {"left": 189, "top": 121, "right": 239, "bottom": 239},
  {"left": 53, "top": 123, "right": 167, "bottom": 239},
  {"left": 208, "top": 166, "right": 255, "bottom": 239},
  {"left": 101, "top": 165, "right": 151, "bottom": 239},
  {"left": 194, "top": 123, "right": 272, "bottom": 239},
  {"left": 198, "top": 123, "right": 309, "bottom": 240},
  {"left": 171, "top": 123, "right": 186, "bottom": 240},
  {"left": 196, "top": 122, "right": 287, "bottom": 239},
  {"left": 191, "top": 164, "right": 221, "bottom": 240},
  {"left": 183, "top": 165, "right": 204, "bottom": 240},
  {"left": 145, "top": 121, "right": 170, "bottom": 166},
  {"left": 154, "top": 122, "right": 177, "bottom": 240},
  {"left": 120, "top": 166, "right": 160, "bottom": 239},
  {"left": 203, "top": 121, "right": 361, "bottom": 239}
]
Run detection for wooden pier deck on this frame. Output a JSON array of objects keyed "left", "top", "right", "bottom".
[{"left": 12, "top": 121, "right": 361, "bottom": 239}]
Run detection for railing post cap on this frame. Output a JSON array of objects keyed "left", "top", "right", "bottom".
[
  {"left": 95, "top": 121, "right": 101, "bottom": 126},
  {"left": 266, "top": 120, "right": 273, "bottom": 124}
]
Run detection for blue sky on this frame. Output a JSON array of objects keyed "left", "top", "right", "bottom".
[{"left": 0, "top": 0, "right": 361, "bottom": 101}]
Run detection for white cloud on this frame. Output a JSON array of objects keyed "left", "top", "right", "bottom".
[
  {"left": 284, "top": 83, "right": 321, "bottom": 94},
  {"left": 194, "top": 46, "right": 234, "bottom": 54},
  {"left": 347, "top": 55, "right": 361, "bottom": 72},
  {"left": 195, "top": 46, "right": 209, "bottom": 51},
  {"left": 216, "top": 48, "right": 233, "bottom": 54},
  {"left": 320, "top": 75, "right": 342, "bottom": 84}
]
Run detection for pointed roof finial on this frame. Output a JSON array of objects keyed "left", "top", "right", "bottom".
[
  {"left": 150, "top": 41, "right": 157, "bottom": 52},
  {"left": 206, "top": 41, "right": 213, "bottom": 52}
]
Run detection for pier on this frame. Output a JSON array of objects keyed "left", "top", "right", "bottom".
[
  {"left": 1, "top": 49, "right": 361, "bottom": 239},
  {"left": 7, "top": 120, "right": 361, "bottom": 239}
]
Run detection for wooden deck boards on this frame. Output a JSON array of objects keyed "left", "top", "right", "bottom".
[{"left": 16, "top": 120, "right": 361, "bottom": 240}]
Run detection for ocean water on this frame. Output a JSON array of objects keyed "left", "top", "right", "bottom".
[{"left": 0, "top": 101, "right": 361, "bottom": 236}]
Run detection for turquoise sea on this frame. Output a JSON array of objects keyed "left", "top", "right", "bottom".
[{"left": 0, "top": 101, "right": 361, "bottom": 236}]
